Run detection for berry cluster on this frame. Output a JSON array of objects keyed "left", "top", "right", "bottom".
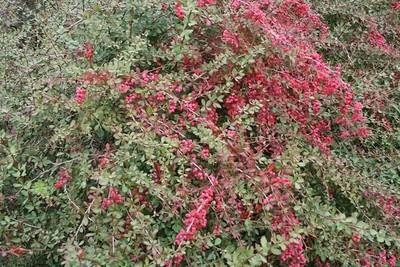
[
  {"left": 390, "top": 1, "right": 400, "bottom": 9},
  {"left": 281, "top": 241, "right": 307, "bottom": 267},
  {"left": 75, "top": 87, "right": 87, "bottom": 105},
  {"left": 101, "top": 187, "right": 123, "bottom": 210},
  {"left": 175, "top": 187, "right": 214, "bottom": 245},
  {"left": 175, "top": 1, "right": 184, "bottom": 20},
  {"left": 54, "top": 169, "right": 72, "bottom": 189},
  {"left": 83, "top": 42, "right": 94, "bottom": 59},
  {"left": 9, "top": 246, "right": 24, "bottom": 255}
]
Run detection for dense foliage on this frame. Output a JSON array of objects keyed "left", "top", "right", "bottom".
[{"left": 1, "top": 0, "right": 399, "bottom": 266}]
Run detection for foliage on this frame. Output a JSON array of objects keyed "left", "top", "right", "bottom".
[{"left": 1, "top": 0, "right": 399, "bottom": 266}]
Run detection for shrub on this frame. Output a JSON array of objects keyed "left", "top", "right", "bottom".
[{"left": 1, "top": 0, "right": 399, "bottom": 266}]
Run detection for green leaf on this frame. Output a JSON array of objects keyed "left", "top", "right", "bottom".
[
  {"left": 270, "top": 246, "right": 281, "bottom": 255},
  {"left": 260, "top": 236, "right": 268, "bottom": 248}
]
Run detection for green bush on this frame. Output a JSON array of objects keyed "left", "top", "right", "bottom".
[{"left": 1, "top": 0, "right": 399, "bottom": 266}]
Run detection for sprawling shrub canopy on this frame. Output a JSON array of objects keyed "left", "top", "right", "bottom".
[{"left": 1, "top": 0, "right": 399, "bottom": 266}]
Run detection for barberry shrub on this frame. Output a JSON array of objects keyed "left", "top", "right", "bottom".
[{"left": 0, "top": 0, "right": 399, "bottom": 266}]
